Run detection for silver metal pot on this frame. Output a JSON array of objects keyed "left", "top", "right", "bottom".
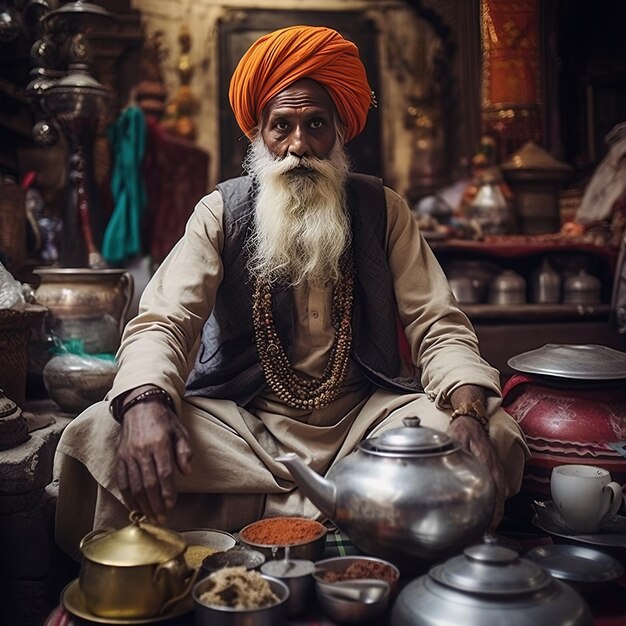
[
  {"left": 488, "top": 270, "right": 526, "bottom": 305},
  {"left": 277, "top": 417, "right": 495, "bottom": 571},
  {"left": 392, "top": 541, "right": 593, "bottom": 626}
]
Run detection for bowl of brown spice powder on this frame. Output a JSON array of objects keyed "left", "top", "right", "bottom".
[{"left": 238, "top": 516, "right": 327, "bottom": 561}]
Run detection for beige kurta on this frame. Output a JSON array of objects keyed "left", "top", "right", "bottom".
[{"left": 54, "top": 186, "right": 529, "bottom": 561}]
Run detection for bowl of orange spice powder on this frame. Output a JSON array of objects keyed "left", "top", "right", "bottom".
[{"left": 238, "top": 517, "right": 327, "bottom": 561}]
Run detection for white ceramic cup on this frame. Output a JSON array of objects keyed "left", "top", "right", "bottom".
[{"left": 550, "top": 464, "right": 623, "bottom": 533}]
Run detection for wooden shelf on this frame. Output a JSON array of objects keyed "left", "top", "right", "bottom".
[{"left": 460, "top": 303, "right": 612, "bottom": 322}]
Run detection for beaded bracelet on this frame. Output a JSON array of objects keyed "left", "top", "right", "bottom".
[
  {"left": 450, "top": 407, "right": 490, "bottom": 433},
  {"left": 112, "top": 388, "right": 174, "bottom": 424}
]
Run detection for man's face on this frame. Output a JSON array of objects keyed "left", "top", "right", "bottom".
[{"left": 260, "top": 79, "right": 339, "bottom": 160}]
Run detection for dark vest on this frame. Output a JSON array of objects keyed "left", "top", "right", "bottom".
[{"left": 185, "top": 174, "right": 423, "bottom": 405}]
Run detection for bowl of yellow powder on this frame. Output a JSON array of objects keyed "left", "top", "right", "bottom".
[
  {"left": 193, "top": 566, "right": 289, "bottom": 626},
  {"left": 180, "top": 529, "right": 237, "bottom": 570}
]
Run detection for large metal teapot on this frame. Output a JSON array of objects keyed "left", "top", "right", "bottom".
[{"left": 277, "top": 417, "right": 495, "bottom": 570}]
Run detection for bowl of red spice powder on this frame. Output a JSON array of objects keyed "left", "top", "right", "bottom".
[{"left": 238, "top": 517, "right": 327, "bottom": 561}]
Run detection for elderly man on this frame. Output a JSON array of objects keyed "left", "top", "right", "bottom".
[{"left": 54, "top": 25, "right": 528, "bottom": 560}]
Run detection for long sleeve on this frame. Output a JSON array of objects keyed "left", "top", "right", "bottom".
[
  {"left": 107, "top": 191, "right": 225, "bottom": 412},
  {"left": 384, "top": 187, "right": 502, "bottom": 408}
]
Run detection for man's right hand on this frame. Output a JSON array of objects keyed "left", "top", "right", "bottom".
[{"left": 117, "top": 397, "right": 192, "bottom": 525}]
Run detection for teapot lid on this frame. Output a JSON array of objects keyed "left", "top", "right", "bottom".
[
  {"left": 80, "top": 511, "right": 186, "bottom": 566},
  {"left": 429, "top": 540, "right": 551, "bottom": 595},
  {"left": 361, "top": 417, "right": 458, "bottom": 454}
]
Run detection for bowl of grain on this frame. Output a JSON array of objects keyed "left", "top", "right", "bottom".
[
  {"left": 193, "top": 566, "right": 289, "bottom": 626},
  {"left": 180, "top": 529, "right": 237, "bottom": 570},
  {"left": 238, "top": 516, "right": 327, "bottom": 561}
]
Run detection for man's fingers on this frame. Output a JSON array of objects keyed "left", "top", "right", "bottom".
[
  {"left": 117, "top": 461, "right": 140, "bottom": 513},
  {"left": 126, "top": 457, "right": 156, "bottom": 521},
  {"left": 172, "top": 423, "right": 193, "bottom": 474},
  {"left": 153, "top": 449, "right": 178, "bottom": 513},
  {"left": 139, "top": 455, "right": 168, "bottom": 525}
]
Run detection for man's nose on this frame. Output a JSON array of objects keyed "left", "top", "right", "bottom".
[{"left": 287, "top": 127, "right": 311, "bottom": 158}]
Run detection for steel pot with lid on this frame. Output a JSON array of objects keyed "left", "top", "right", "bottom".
[
  {"left": 79, "top": 511, "right": 198, "bottom": 619},
  {"left": 392, "top": 540, "right": 593, "bottom": 626},
  {"left": 277, "top": 417, "right": 495, "bottom": 571}
]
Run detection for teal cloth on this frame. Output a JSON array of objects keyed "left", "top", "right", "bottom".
[{"left": 102, "top": 106, "right": 147, "bottom": 264}]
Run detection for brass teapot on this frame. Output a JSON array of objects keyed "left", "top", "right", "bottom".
[
  {"left": 79, "top": 511, "right": 197, "bottom": 619},
  {"left": 277, "top": 417, "right": 495, "bottom": 571}
]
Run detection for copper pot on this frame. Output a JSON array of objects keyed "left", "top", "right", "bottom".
[{"left": 33, "top": 268, "right": 133, "bottom": 354}]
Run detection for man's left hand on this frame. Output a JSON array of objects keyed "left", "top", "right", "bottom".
[{"left": 448, "top": 385, "right": 507, "bottom": 530}]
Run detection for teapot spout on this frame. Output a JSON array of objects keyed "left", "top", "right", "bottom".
[{"left": 275, "top": 453, "right": 337, "bottom": 518}]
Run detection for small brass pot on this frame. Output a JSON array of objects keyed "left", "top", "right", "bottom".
[{"left": 79, "top": 512, "right": 198, "bottom": 619}]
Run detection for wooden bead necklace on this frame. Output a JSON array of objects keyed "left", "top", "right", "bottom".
[{"left": 252, "top": 251, "right": 354, "bottom": 410}]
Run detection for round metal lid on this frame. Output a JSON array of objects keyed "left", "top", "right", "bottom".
[
  {"left": 429, "top": 542, "right": 552, "bottom": 595},
  {"left": 361, "top": 416, "right": 457, "bottom": 454},
  {"left": 507, "top": 344, "right": 626, "bottom": 380},
  {"left": 80, "top": 512, "right": 186, "bottom": 566},
  {"left": 525, "top": 545, "right": 624, "bottom": 584}
]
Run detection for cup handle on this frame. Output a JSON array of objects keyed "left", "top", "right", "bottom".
[{"left": 601, "top": 481, "right": 623, "bottom": 522}]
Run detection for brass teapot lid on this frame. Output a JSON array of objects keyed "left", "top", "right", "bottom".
[
  {"left": 361, "top": 417, "right": 457, "bottom": 454},
  {"left": 80, "top": 511, "right": 187, "bottom": 566}
]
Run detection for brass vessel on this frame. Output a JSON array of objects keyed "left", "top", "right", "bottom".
[{"left": 79, "top": 511, "right": 197, "bottom": 619}]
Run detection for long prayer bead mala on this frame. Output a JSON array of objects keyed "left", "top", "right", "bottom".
[{"left": 252, "top": 251, "right": 354, "bottom": 410}]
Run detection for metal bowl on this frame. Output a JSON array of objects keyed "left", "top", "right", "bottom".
[
  {"left": 238, "top": 517, "right": 327, "bottom": 561},
  {"left": 180, "top": 529, "right": 237, "bottom": 570},
  {"left": 313, "top": 556, "right": 400, "bottom": 594},
  {"left": 193, "top": 572, "right": 289, "bottom": 626},
  {"left": 260, "top": 559, "right": 316, "bottom": 617},
  {"left": 201, "top": 546, "right": 266, "bottom": 577},
  {"left": 315, "top": 578, "right": 391, "bottom": 624}
]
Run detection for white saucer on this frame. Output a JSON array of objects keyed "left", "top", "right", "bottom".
[{"left": 61, "top": 579, "right": 194, "bottom": 624}]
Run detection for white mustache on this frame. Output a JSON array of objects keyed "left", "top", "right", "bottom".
[{"left": 273, "top": 154, "right": 324, "bottom": 174}]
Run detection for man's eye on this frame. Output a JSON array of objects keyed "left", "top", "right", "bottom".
[
  {"left": 310, "top": 120, "right": 324, "bottom": 129},
  {"left": 275, "top": 121, "right": 289, "bottom": 131}
]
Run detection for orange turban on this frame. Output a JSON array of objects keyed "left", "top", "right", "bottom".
[{"left": 229, "top": 25, "right": 372, "bottom": 142}]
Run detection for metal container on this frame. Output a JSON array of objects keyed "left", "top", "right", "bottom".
[
  {"left": 79, "top": 512, "right": 197, "bottom": 619},
  {"left": 391, "top": 542, "right": 593, "bottom": 626},
  {"left": 277, "top": 418, "right": 495, "bottom": 571},
  {"left": 238, "top": 517, "right": 327, "bottom": 561},
  {"left": 193, "top": 573, "right": 289, "bottom": 626},
  {"left": 530, "top": 259, "right": 561, "bottom": 304},
  {"left": 261, "top": 559, "right": 315, "bottom": 617},
  {"left": 563, "top": 269, "right": 601, "bottom": 304},
  {"left": 488, "top": 270, "right": 526, "bottom": 305},
  {"left": 501, "top": 141, "right": 572, "bottom": 234},
  {"left": 33, "top": 268, "right": 133, "bottom": 354}
]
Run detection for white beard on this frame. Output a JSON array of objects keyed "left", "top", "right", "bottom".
[{"left": 244, "top": 136, "right": 351, "bottom": 287}]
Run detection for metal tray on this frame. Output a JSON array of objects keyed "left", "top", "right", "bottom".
[
  {"left": 507, "top": 344, "right": 626, "bottom": 380},
  {"left": 525, "top": 544, "right": 624, "bottom": 584}
]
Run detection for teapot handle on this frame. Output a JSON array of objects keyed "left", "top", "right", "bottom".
[
  {"left": 156, "top": 560, "right": 199, "bottom": 615},
  {"left": 79, "top": 526, "right": 115, "bottom": 550}
]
